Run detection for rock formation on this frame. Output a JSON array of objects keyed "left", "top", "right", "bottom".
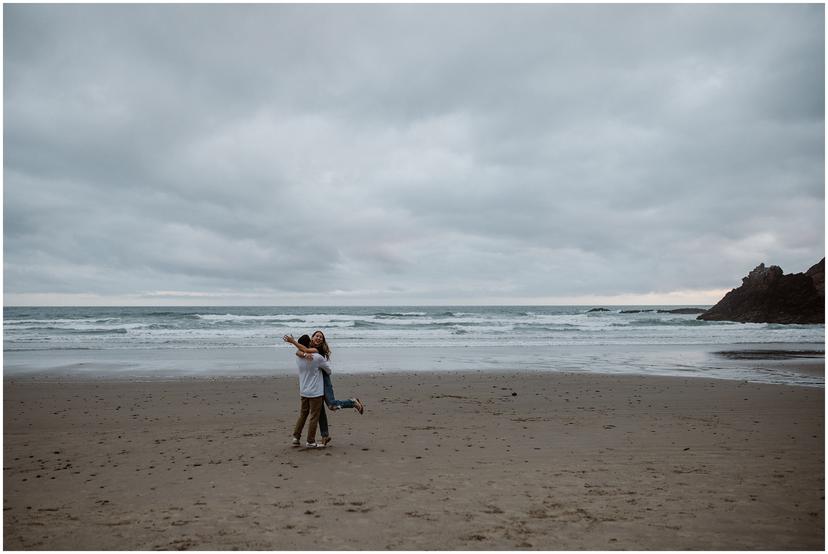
[{"left": 697, "top": 259, "right": 825, "bottom": 324}]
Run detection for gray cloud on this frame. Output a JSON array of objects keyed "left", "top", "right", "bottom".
[{"left": 4, "top": 4, "right": 824, "bottom": 305}]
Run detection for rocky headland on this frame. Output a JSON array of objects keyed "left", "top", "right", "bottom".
[{"left": 698, "top": 259, "right": 825, "bottom": 324}]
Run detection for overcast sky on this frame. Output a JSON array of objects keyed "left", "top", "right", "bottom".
[{"left": 4, "top": 4, "right": 824, "bottom": 306}]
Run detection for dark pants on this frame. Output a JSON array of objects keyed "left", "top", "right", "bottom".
[{"left": 319, "top": 403, "right": 329, "bottom": 437}]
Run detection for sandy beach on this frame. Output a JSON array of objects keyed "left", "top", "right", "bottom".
[{"left": 3, "top": 371, "right": 824, "bottom": 550}]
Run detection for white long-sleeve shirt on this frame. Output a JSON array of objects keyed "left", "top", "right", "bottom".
[{"left": 295, "top": 353, "right": 331, "bottom": 398}]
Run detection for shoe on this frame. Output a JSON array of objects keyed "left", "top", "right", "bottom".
[
  {"left": 306, "top": 441, "right": 326, "bottom": 449},
  {"left": 322, "top": 436, "right": 332, "bottom": 446},
  {"left": 291, "top": 437, "right": 300, "bottom": 446},
  {"left": 354, "top": 398, "right": 364, "bottom": 415}
]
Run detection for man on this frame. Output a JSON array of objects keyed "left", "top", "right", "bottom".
[{"left": 286, "top": 334, "right": 330, "bottom": 448}]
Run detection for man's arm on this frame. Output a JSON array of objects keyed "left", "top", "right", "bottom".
[{"left": 317, "top": 357, "right": 332, "bottom": 376}]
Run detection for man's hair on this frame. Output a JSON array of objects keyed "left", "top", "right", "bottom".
[{"left": 297, "top": 334, "right": 311, "bottom": 348}]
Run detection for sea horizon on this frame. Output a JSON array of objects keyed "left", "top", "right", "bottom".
[{"left": 3, "top": 303, "right": 715, "bottom": 308}]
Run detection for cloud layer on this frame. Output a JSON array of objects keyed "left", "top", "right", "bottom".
[{"left": 4, "top": 4, "right": 824, "bottom": 305}]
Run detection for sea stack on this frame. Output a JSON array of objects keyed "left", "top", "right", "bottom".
[{"left": 697, "top": 258, "right": 825, "bottom": 324}]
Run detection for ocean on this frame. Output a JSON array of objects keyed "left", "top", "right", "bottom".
[{"left": 3, "top": 306, "right": 824, "bottom": 386}]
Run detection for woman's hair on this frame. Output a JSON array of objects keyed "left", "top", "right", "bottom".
[
  {"left": 297, "top": 335, "right": 311, "bottom": 348},
  {"left": 312, "top": 330, "right": 331, "bottom": 360}
]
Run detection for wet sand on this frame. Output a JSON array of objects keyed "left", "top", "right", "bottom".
[{"left": 3, "top": 371, "right": 824, "bottom": 550}]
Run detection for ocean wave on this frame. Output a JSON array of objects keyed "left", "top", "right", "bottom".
[
  {"left": 763, "top": 323, "right": 823, "bottom": 330},
  {"left": 145, "top": 323, "right": 180, "bottom": 330},
  {"left": 76, "top": 328, "right": 130, "bottom": 335},
  {"left": 195, "top": 314, "right": 306, "bottom": 323},
  {"left": 4, "top": 317, "right": 122, "bottom": 326},
  {"left": 614, "top": 318, "right": 720, "bottom": 327},
  {"left": 351, "top": 320, "right": 497, "bottom": 330},
  {"left": 352, "top": 320, "right": 385, "bottom": 329},
  {"left": 352, "top": 320, "right": 429, "bottom": 329},
  {"left": 513, "top": 323, "right": 582, "bottom": 332},
  {"left": 4, "top": 346, "right": 93, "bottom": 352},
  {"left": 4, "top": 325, "right": 131, "bottom": 334},
  {"left": 3, "top": 325, "right": 67, "bottom": 331},
  {"left": 193, "top": 313, "right": 370, "bottom": 326}
]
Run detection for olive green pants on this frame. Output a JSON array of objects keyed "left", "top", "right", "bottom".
[{"left": 293, "top": 396, "right": 324, "bottom": 443}]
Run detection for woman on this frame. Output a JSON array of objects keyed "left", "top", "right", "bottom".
[{"left": 283, "top": 331, "right": 364, "bottom": 442}]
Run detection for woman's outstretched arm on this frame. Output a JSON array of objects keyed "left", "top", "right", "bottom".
[{"left": 283, "top": 334, "right": 318, "bottom": 358}]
